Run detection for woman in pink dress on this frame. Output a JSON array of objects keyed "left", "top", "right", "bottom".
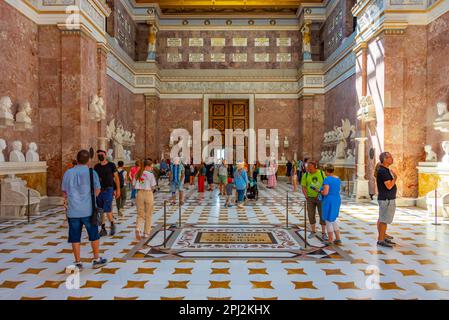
[{"left": 267, "top": 159, "right": 277, "bottom": 188}]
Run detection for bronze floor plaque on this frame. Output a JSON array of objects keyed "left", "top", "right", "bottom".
[{"left": 195, "top": 232, "right": 277, "bottom": 244}]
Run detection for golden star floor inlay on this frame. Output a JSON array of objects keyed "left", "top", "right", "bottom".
[{"left": 0, "top": 181, "right": 448, "bottom": 300}]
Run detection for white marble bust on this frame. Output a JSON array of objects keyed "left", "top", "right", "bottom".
[
  {"left": 0, "top": 139, "right": 6, "bottom": 162},
  {"left": 424, "top": 145, "right": 437, "bottom": 162},
  {"left": 16, "top": 101, "right": 32, "bottom": 124},
  {"left": 9, "top": 141, "right": 25, "bottom": 162},
  {"left": 436, "top": 102, "right": 449, "bottom": 121},
  {"left": 0, "top": 96, "right": 14, "bottom": 121},
  {"left": 26, "top": 142, "right": 39, "bottom": 162}
]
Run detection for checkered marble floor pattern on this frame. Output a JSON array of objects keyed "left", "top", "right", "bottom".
[{"left": 1, "top": 181, "right": 449, "bottom": 300}]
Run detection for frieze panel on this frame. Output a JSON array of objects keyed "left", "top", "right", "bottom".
[
  {"left": 80, "top": 0, "right": 105, "bottom": 31},
  {"left": 43, "top": 0, "right": 75, "bottom": 5},
  {"left": 324, "top": 51, "right": 356, "bottom": 87},
  {"left": 157, "top": 81, "right": 299, "bottom": 94},
  {"left": 107, "top": 53, "right": 134, "bottom": 86}
]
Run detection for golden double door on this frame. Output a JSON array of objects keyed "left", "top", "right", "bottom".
[{"left": 208, "top": 100, "right": 249, "bottom": 161}]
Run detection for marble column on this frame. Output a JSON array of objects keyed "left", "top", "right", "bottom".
[
  {"left": 354, "top": 137, "right": 370, "bottom": 201},
  {"left": 96, "top": 43, "right": 109, "bottom": 148}
]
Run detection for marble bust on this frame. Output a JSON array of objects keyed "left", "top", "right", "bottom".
[
  {"left": 424, "top": 145, "right": 437, "bottom": 162},
  {"left": 442, "top": 141, "right": 449, "bottom": 164},
  {"left": 0, "top": 96, "right": 14, "bottom": 127},
  {"left": 9, "top": 141, "right": 25, "bottom": 162},
  {"left": 16, "top": 101, "right": 32, "bottom": 124},
  {"left": 26, "top": 142, "right": 39, "bottom": 162},
  {"left": 436, "top": 102, "right": 449, "bottom": 121},
  {"left": 0, "top": 139, "right": 6, "bottom": 162}
]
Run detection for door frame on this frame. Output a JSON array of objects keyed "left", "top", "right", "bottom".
[
  {"left": 203, "top": 94, "right": 255, "bottom": 163},
  {"left": 203, "top": 94, "right": 254, "bottom": 133}
]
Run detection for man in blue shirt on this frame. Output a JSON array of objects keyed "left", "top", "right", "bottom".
[{"left": 62, "top": 150, "right": 108, "bottom": 271}]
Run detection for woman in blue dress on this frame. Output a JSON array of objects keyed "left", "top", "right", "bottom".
[{"left": 319, "top": 164, "right": 342, "bottom": 245}]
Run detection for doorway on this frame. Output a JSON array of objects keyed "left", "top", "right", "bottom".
[{"left": 208, "top": 99, "right": 249, "bottom": 162}]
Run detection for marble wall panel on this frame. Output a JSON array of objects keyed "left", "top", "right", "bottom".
[
  {"left": 426, "top": 10, "right": 449, "bottom": 161},
  {"left": 254, "top": 99, "right": 300, "bottom": 161},
  {"left": 0, "top": 1, "right": 39, "bottom": 162}
]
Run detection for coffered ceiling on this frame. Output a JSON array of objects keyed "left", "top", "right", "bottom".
[{"left": 135, "top": 0, "right": 324, "bottom": 15}]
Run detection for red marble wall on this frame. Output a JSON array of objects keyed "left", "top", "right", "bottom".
[
  {"left": 383, "top": 26, "right": 428, "bottom": 198},
  {"left": 425, "top": 11, "right": 449, "bottom": 160},
  {"left": 0, "top": 0, "right": 39, "bottom": 162},
  {"left": 299, "top": 95, "right": 325, "bottom": 161},
  {"left": 38, "top": 26, "right": 63, "bottom": 195},
  {"left": 254, "top": 99, "right": 300, "bottom": 161},
  {"left": 105, "top": 75, "right": 142, "bottom": 157},
  {"left": 155, "top": 99, "right": 203, "bottom": 159},
  {"left": 157, "top": 30, "right": 301, "bottom": 69}
]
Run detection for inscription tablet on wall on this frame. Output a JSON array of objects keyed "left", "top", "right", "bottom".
[
  {"left": 277, "top": 38, "right": 292, "bottom": 47},
  {"left": 276, "top": 53, "right": 292, "bottom": 62},
  {"left": 232, "top": 53, "right": 247, "bottom": 62},
  {"left": 167, "top": 38, "right": 182, "bottom": 47},
  {"left": 211, "top": 38, "right": 226, "bottom": 46},
  {"left": 189, "top": 53, "right": 204, "bottom": 62},
  {"left": 232, "top": 38, "right": 248, "bottom": 47},
  {"left": 189, "top": 38, "right": 204, "bottom": 47},
  {"left": 210, "top": 53, "right": 226, "bottom": 62},
  {"left": 255, "top": 38, "right": 270, "bottom": 47},
  {"left": 167, "top": 53, "right": 182, "bottom": 62},
  {"left": 254, "top": 53, "right": 270, "bottom": 62}
]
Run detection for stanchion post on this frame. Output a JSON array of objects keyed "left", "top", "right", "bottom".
[
  {"left": 163, "top": 200, "right": 167, "bottom": 248},
  {"left": 178, "top": 192, "right": 181, "bottom": 228},
  {"left": 303, "top": 200, "right": 307, "bottom": 248},
  {"left": 27, "top": 188, "right": 31, "bottom": 224},
  {"left": 286, "top": 192, "right": 289, "bottom": 229}
]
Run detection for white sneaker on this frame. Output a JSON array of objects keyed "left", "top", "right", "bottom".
[{"left": 308, "top": 232, "right": 316, "bottom": 239}]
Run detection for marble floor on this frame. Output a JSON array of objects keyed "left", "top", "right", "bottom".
[{"left": 1, "top": 181, "right": 449, "bottom": 300}]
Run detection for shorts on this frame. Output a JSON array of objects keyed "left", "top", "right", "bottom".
[
  {"left": 97, "top": 187, "right": 114, "bottom": 213},
  {"left": 306, "top": 196, "right": 325, "bottom": 226},
  {"left": 68, "top": 216, "right": 100, "bottom": 243},
  {"left": 378, "top": 199, "right": 396, "bottom": 224},
  {"left": 170, "top": 181, "right": 183, "bottom": 193},
  {"left": 218, "top": 175, "right": 227, "bottom": 184}
]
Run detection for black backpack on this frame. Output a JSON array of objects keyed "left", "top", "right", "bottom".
[{"left": 118, "top": 169, "right": 125, "bottom": 188}]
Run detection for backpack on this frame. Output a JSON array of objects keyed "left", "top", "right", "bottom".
[{"left": 118, "top": 169, "right": 125, "bottom": 188}]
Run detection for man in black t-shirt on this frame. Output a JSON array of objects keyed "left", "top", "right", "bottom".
[
  {"left": 375, "top": 151, "right": 398, "bottom": 248},
  {"left": 94, "top": 150, "right": 121, "bottom": 237}
]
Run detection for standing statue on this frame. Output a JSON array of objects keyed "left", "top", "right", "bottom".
[
  {"left": 147, "top": 24, "right": 158, "bottom": 61},
  {"left": 106, "top": 119, "right": 116, "bottom": 141},
  {"left": 97, "top": 96, "right": 106, "bottom": 121},
  {"left": 442, "top": 141, "right": 449, "bottom": 164},
  {"left": 301, "top": 21, "right": 312, "bottom": 61},
  {"left": 26, "top": 142, "right": 39, "bottom": 162},
  {"left": 0, "top": 96, "right": 14, "bottom": 127},
  {"left": 89, "top": 95, "right": 106, "bottom": 122},
  {"left": 113, "top": 125, "right": 125, "bottom": 160},
  {"left": 0, "top": 138, "right": 6, "bottom": 162},
  {"left": 9, "top": 141, "right": 25, "bottom": 162}
]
